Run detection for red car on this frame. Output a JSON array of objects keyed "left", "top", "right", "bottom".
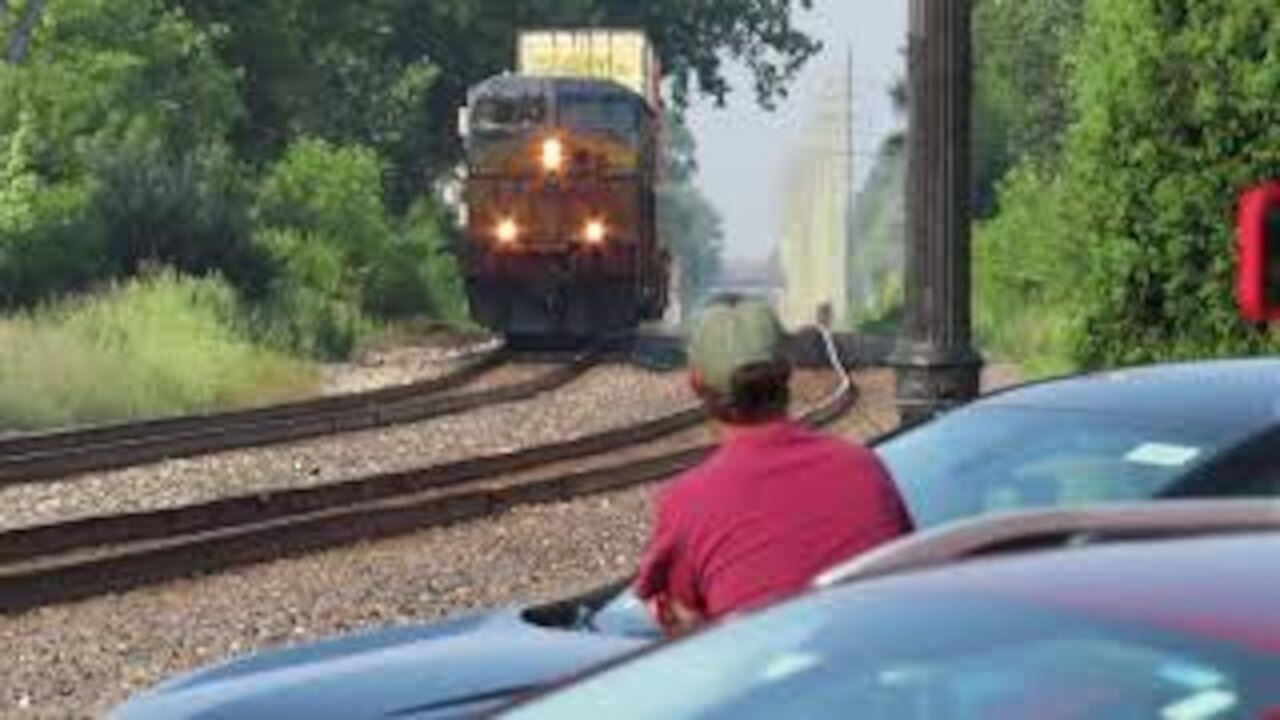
[{"left": 499, "top": 501, "right": 1280, "bottom": 720}]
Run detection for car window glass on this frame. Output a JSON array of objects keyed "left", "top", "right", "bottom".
[
  {"left": 875, "top": 405, "right": 1241, "bottom": 528},
  {"left": 503, "top": 589, "right": 1276, "bottom": 720},
  {"left": 1195, "top": 437, "right": 1280, "bottom": 498}
]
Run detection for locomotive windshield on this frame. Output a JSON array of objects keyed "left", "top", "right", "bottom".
[
  {"left": 557, "top": 92, "right": 644, "bottom": 145},
  {"left": 472, "top": 94, "right": 548, "bottom": 135}
]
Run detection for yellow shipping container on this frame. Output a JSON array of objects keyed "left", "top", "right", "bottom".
[{"left": 518, "top": 30, "right": 660, "bottom": 108}]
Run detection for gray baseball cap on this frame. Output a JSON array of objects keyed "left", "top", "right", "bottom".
[{"left": 687, "top": 295, "right": 788, "bottom": 394}]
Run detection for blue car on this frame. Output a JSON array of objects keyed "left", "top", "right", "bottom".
[
  {"left": 111, "top": 359, "right": 1280, "bottom": 719},
  {"left": 500, "top": 502, "right": 1280, "bottom": 719}
]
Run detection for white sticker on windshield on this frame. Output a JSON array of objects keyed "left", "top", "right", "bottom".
[
  {"left": 1125, "top": 443, "right": 1201, "bottom": 467},
  {"left": 759, "top": 653, "right": 821, "bottom": 683}
]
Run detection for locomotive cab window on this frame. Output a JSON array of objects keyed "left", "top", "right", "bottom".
[
  {"left": 558, "top": 92, "right": 643, "bottom": 144},
  {"left": 472, "top": 95, "right": 548, "bottom": 135}
]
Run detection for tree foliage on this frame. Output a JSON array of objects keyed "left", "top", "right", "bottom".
[
  {"left": 1064, "top": 0, "right": 1280, "bottom": 365},
  {"left": 168, "top": 0, "right": 819, "bottom": 201},
  {"left": 658, "top": 112, "right": 723, "bottom": 314},
  {"left": 975, "top": 0, "right": 1280, "bottom": 371},
  {"left": 971, "top": 0, "right": 1085, "bottom": 217}
]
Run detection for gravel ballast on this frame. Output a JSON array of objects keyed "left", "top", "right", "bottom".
[
  {"left": 0, "top": 364, "right": 692, "bottom": 532},
  {"left": 319, "top": 341, "right": 500, "bottom": 397},
  {"left": 0, "top": 489, "right": 655, "bottom": 718},
  {"left": 0, "top": 366, "right": 1012, "bottom": 718},
  {"left": 0, "top": 370, "right": 884, "bottom": 718}
]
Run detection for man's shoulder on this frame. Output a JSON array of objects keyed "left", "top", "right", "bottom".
[
  {"left": 791, "top": 425, "right": 879, "bottom": 460},
  {"left": 654, "top": 448, "right": 736, "bottom": 509}
]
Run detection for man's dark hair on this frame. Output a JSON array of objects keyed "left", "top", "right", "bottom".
[{"left": 697, "top": 360, "right": 791, "bottom": 425}]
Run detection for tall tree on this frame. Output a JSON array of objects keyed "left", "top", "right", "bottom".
[
  {"left": 971, "top": 0, "right": 1085, "bottom": 216},
  {"left": 173, "top": 0, "right": 820, "bottom": 202}
]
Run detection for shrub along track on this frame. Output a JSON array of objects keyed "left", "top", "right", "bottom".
[
  {"left": 0, "top": 341, "right": 614, "bottom": 487},
  {"left": 0, "top": 330, "right": 860, "bottom": 614}
]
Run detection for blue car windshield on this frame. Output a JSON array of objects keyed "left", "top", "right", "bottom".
[
  {"left": 503, "top": 585, "right": 1276, "bottom": 720},
  {"left": 875, "top": 404, "right": 1243, "bottom": 529}
]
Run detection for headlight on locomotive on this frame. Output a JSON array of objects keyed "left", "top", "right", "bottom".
[
  {"left": 541, "top": 137, "right": 564, "bottom": 173},
  {"left": 495, "top": 217, "right": 521, "bottom": 246},
  {"left": 582, "top": 219, "right": 608, "bottom": 246}
]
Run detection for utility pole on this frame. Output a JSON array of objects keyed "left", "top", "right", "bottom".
[
  {"left": 891, "top": 0, "right": 983, "bottom": 426},
  {"left": 840, "top": 47, "right": 855, "bottom": 327}
]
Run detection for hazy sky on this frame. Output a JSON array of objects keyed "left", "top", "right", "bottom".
[{"left": 686, "top": 3, "right": 908, "bottom": 261}]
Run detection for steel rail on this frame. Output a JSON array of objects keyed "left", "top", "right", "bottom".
[
  {"left": 0, "top": 330, "right": 864, "bottom": 614},
  {"left": 0, "top": 345, "right": 608, "bottom": 488},
  {"left": 0, "top": 346, "right": 505, "bottom": 460}
]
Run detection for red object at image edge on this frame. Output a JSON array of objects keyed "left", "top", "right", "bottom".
[{"left": 1237, "top": 181, "right": 1280, "bottom": 322}]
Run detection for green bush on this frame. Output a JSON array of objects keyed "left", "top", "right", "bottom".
[
  {"left": 0, "top": 273, "right": 315, "bottom": 431},
  {"left": 0, "top": 118, "right": 108, "bottom": 308},
  {"left": 252, "top": 138, "right": 468, "bottom": 357},
  {"left": 252, "top": 228, "right": 370, "bottom": 359},
  {"left": 0, "top": 179, "right": 107, "bottom": 308},
  {"left": 973, "top": 162, "right": 1081, "bottom": 375},
  {"left": 973, "top": 0, "right": 1280, "bottom": 372},
  {"left": 92, "top": 140, "right": 270, "bottom": 294},
  {"left": 1061, "top": 0, "right": 1280, "bottom": 366},
  {"left": 377, "top": 201, "right": 469, "bottom": 323}
]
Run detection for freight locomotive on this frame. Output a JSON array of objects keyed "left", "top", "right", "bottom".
[{"left": 458, "top": 30, "right": 670, "bottom": 341}]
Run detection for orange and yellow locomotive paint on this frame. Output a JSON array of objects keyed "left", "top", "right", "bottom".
[{"left": 457, "top": 30, "right": 669, "bottom": 338}]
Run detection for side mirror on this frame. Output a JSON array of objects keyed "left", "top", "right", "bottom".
[
  {"left": 457, "top": 106, "right": 471, "bottom": 139},
  {"left": 1236, "top": 181, "right": 1280, "bottom": 322}
]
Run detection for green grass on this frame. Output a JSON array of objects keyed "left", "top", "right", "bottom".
[
  {"left": 975, "top": 302, "right": 1077, "bottom": 380},
  {"left": 0, "top": 273, "right": 317, "bottom": 431}
]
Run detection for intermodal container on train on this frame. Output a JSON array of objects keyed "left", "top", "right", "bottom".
[{"left": 517, "top": 30, "right": 662, "bottom": 111}]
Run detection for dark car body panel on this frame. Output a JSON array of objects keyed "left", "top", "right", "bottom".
[
  {"left": 495, "top": 531, "right": 1280, "bottom": 718},
  {"left": 903, "top": 532, "right": 1280, "bottom": 654},
  {"left": 109, "top": 610, "right": 648, "bottom": 720}
]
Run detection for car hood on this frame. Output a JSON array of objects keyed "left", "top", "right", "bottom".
[{"left": 109, "top": 608, "right": 648, "bottom": 720}]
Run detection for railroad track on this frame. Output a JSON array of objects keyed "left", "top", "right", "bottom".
[
  {"left": 0, "top": 329, "right": 863, "bottom": 614},
  {"left": 0, "top": 342, "right": 613, "bottom": 488}
]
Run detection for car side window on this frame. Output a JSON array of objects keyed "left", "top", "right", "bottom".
[
  {"left": 1215, "top": 458, "right": 1280, "bottom": 497},
  {"left": 1179, "top": 429, "right": 1280, "bottom": 498}
]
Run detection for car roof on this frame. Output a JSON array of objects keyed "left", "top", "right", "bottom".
[
  {"left": 980, "top": 358, "right": 1280, "bottom": 431},
  {"left": 818, "top": 500, "right": 1280, "bottom": 587},
  {"left": 828, "top": 530, "right": 1280, "bottom": 655}
]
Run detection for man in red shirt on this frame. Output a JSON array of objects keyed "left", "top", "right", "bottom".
[{"left": 635, "top": 295, "right": 912, "bottom": 635}]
